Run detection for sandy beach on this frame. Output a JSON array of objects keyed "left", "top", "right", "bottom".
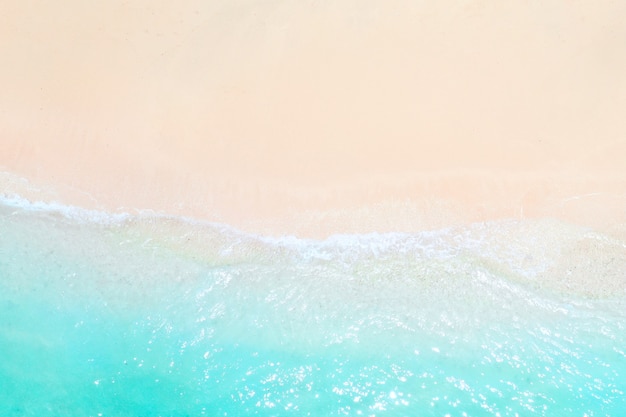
[
  {"left": 1, "top": 0, "right": 625, "bottom": 237},
  {"left": 3, "top": 4, "right": 626, "bottom": 413}
]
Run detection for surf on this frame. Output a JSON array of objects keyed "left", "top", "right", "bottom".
[{"left": 1, "top": 195, "right": 624, "bottom": 415}]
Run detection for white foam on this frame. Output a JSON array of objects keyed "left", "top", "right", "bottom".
[
  {"left": 0, "top": 193, "right": 132, "bottom": 224},
  {"left": 3, "top": 190, "right": 625, "bottom": 300}
]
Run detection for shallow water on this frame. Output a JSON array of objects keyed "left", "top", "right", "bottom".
[{"left": 1, "top": 196, "right": 625, "bottom": 416}]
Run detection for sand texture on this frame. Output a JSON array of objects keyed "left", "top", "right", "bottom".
[{"left": 1, "top": 0, "right": 625, "bottom": 236}]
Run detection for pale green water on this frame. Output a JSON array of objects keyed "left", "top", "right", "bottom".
[{"left": 1, "top": 197, "right": 625, "bottom": 416}]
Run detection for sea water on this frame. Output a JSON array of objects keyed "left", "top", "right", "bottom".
[{"left": 1, "top": 196, "right": 625, "bottom": 416}]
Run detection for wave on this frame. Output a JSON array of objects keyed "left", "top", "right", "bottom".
[
  {"left": 1, "top": 193, "right": 625, "bottom": 415},
  {"left": 2, "top": 192, "right": 624, "bottom": 298}
]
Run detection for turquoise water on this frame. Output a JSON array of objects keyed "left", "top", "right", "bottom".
[{"left": 1, "top": 197, "right": 625, "bottom": 416}]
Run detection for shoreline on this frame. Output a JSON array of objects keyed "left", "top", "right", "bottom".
[
  {"left": 4, "top": 177, "right": 626, "bottom": 302},
  {"left": 2, "top": 168, "right": 624, "bottom": 238}
]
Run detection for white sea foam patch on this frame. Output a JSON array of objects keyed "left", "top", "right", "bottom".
[{"left": 0, "top": 193, "right": 131, "bottom": 224}]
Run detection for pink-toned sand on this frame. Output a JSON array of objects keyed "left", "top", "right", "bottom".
[{"left": 1, "top": 1, "right": 625, "bottom": 237}]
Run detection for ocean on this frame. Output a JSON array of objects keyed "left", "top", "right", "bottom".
[{"left": 1, "top": 195, "right": 624, "bottom": 416}]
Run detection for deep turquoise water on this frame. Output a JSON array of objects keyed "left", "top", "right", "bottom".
[{"left": 1, "top": 196, "right": 625, "bottom": 416}]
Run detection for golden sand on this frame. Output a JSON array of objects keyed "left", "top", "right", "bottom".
[{"left": 1, "top": 1, "right": 625, "bottom": 237}]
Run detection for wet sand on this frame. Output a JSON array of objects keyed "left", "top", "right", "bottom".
[{"left": 1, "top": 0, "right": 625, "bottom": 237}]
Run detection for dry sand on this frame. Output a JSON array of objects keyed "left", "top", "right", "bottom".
[{"left": 1, "top": 0, "right": 625, "bottom": 237}]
